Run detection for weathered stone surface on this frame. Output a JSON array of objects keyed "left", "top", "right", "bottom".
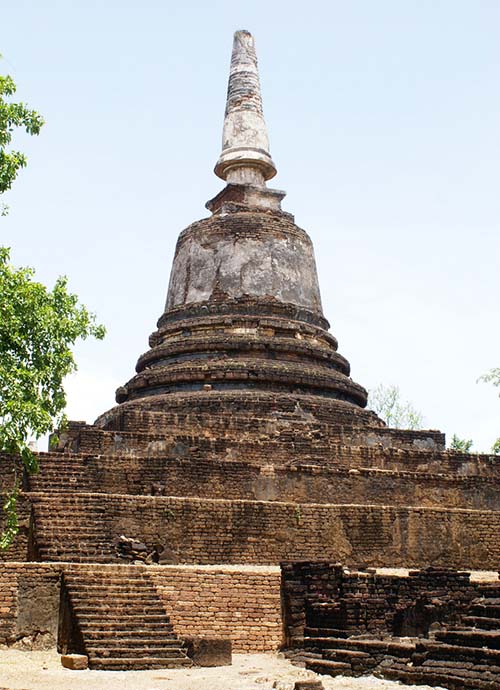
[
  {"left": 61, "top": 653, "right": 88, "bottom": 670},
  {"left": 15, "top": 572, "right": 60, "bottom": 649},
  {"left": 185, "top": 637, "right": 232, "bottom": 666},
  {"left": 165, "top": 213, "right": 323, "bottom": 313},
  {"left": 215, "top": 30, "right": 276, "bottom": 185}
]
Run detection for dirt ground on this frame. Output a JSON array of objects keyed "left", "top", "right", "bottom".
[{"left": 0, "top": 650, "right": 445, "bottom": 690}]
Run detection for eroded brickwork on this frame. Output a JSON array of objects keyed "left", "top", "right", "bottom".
[
  {"left": 283, "top": 563, "right": 500, "bottom": 690},
  {"left": 0, "top": 455, "right": 30, "bottom": 563},
  {"left": 29, "top": 450, "right": 500, "bottom": 510},
  {"left": 28, "top": 492, "right": 500, "bottom": 569},
  {"left": 0, "top": 563, "right": 282, "bottom": 653}
]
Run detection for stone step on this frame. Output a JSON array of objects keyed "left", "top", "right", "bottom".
[
  {"left": 382, "top": 663, "right": 500, "bottom": 690},
  {"left": 38, "top": 537, "right": 118, "bottom": 546},
  {"left": 63, "top": 568, "right": 189, "bottom": 671},
  {"left": 78, "top": 620, "right": 174, "bottom": 632},
  {"left": 66, "top": 578, "right": 154, "bottom": 586},
  {"left": 305, "top": 658, "right": 352, "bottom": 677},
  {"left": 69, "top": 585, "right": 159, "bottom": 594},
  {"left": 87, "top": 646, "right": 187, "bottom": 659},
  {"left": 65, "top": 572, "right": 151, "bottom": 580},
  {"left": 305, "top": 636, "right": 415, "bottom": 658},
  {"left": 65, "top": 573, "right": 153, "bottom": 581},
  {"left": 471, "top": 603, "right": 500, "bottom": 618},
  {"left": 417, "top": 641, "right": 500, "bottom": 663},
  {"left": 304, "top": 627, "right": 348, "bottom": 638},
  {"left": 323, "top": 648, "right": 373, "bottom": 660},
  {"left": 36, "top": 528, "right": 110, "bottom": 535},
  {"left": 461, "top": 615, "right": 500, "bottom": 630},
  {"left": 435, "top": 629, "right": 500, "bottom": 650},
  {"left": 81, "top": 630, "right": 178, "bottom": 641},
  {"left": 477, "top": 590, "right": 500, "bottom": 600},
  {"left": 79, "top": 625, "right": 175, "bottom": 636},
  {"left": 72, "top": 605, "right": 167, "bottom": 616},
  {"left": 77, "top": 613, "right": 171, "bottom": 624},
  {"left": 89, "top": 656, "right": 192, "bottom": 670},
  {"left": 69, "top": 591, "right": 159, "bottom": 602},
  {"left": 321, "top": 648, "right": 377, "bottom": 673},
  {"left": 40, "top": 553, "right": 115, "bottom": 560},
  {"left": 39, "top": 551, "right": 115, "bottom": 560}
]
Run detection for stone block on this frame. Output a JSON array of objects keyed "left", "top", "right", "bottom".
[
  {"left": 61, "top": 654, "right": 88, "bottom": 670},
  {"left": 184, "top": 637, "right": 232, "bottom": 666},
  {"left": 294, "top": 682, "right": 324, "bottom": 690}
]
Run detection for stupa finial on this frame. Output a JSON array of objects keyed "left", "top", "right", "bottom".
[{"left": 214, "top": 30, "right": 277, "bottom": 186}]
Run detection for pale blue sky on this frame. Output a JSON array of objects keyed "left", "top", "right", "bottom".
[{"left": 2, "top": 0, "right": 499, "bottom": 450}]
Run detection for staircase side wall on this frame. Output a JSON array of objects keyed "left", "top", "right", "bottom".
[
  {"left": 0, "top": 563, "right": 60, "bottom": 648},
  {"left": 150, "top": 566, "right": 282, "bottom": 652}
]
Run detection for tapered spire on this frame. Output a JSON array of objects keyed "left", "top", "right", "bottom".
[{"left": 214, "top": 30, "right": 277, "bottom": 186}]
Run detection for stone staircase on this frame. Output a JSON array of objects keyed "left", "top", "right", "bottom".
[
  {"left": 29, "top": 492, "right": 131, "bottom": 563},
  {"left": 63, "top": 567, "right": 192, "bottom": 670},
  {"left": 28, "top": 454, "right": 96, "bottom": 493},
  {"left": 292, "top": 586, "right": 500, "bottom": 689},
  {"left": 293, "top": 629, "right": 413, "bottom": 678},
  {"left": 394, "top": 584, "right": 500, "bottom": 690}
]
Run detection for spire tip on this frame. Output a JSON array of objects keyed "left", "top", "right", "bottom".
[{"left": 214, "top": 30, "right": 277, "bottom": 186}]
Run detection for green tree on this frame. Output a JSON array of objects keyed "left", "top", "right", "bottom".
[
  {"left": 0, "top": 62, "right": 44, "bottom": 214},
  {"left": 0, "top": 63, "right": 105, "bottom": 548},
  {"left": 478, "top": 368, "right": 500, "bottom": 454},
  {"left": 369, "top": 384, "right": 423, "bottom": 430},
  {"left": 449, "top": 434, "right": 473, "bottom": 453},
  {"left": 0, "top": 248, "right": 105, "bottom": 547}
]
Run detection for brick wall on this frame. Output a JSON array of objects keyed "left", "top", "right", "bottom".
[
  {"left": 0, "top": 562, "right": 282, "bottom": 653},
  {"left": 0, "top": 455, "right": 30, "bottom": 562},
  {"left": 0, "top": 563, "right": 61, "bottom": 646},
  {"left": 29, "top": 452, "right": 500, "bottom": 511},
  {"left": 0, "top": 563, "right": 18, "bottom": 642},
  {"left": 31, "top": 493, "right": 500, "bottom": 569},
  {"left": 81, "top": 392, "right": 446, "bottom": 450},
  {"left": 281, "top": 562, "right": 495, "bottom": 643},
  {"left": 150, "top": 566, "right": 282, "bottom": 652}
]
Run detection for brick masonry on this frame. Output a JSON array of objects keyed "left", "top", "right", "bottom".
[
  {"left": 28, "top": 492, "right": 500, "bottom": 569},
  {"left": 282, "top": 562, "right": 500, "bottom": 690},
  {"left": 0, "top": 562, "right": 282, "bottom": 653},
  {"left": 27, "top": 451, "right": 500, "bottom": 510},
  {"left": 151, "top": 567, "right": 282, "bottom": 652}
]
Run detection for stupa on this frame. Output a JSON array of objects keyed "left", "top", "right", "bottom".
[
  {"left": 0, "top": 30, "right": 499, "bottom": 685},
  {"left": 104, "top": 29, "right": 370, "bottom": 427}
]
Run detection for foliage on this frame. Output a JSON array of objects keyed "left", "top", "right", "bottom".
[
  {"left": 0, "top": 248, "right": 105, "bottom": 547},
  {"left": 0, "top": 64, "right": 44, "bottom": 214},
  {"left": 479, "top": 368, "right": 500, "bottom": 389},
  {"left": 0, "top": 247, "right": 105, "bottom": 475},
  {"left": 0, "top": 484, "right": 18, "bottom": 550},
  {"left": 478, "top": 368, "right": 500, "bottom": 453},
  {"left": 369, "top": 384, "right": 423, "bottom": 430},
  {"left": 449, "top": 434, "right": 473, "bottom": 453},
  {"left": 0, "top": 64, "right": 101, "bottom": 549}
]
